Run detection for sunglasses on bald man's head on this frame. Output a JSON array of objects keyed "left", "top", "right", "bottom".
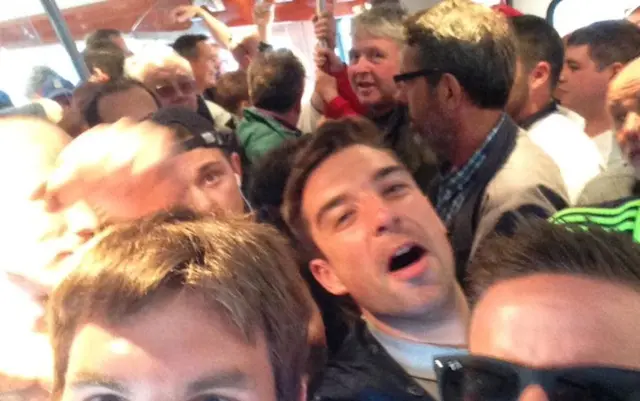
[
  {"left": 155, "top": 78, "right": 197, "bottom": 99},
  {"left": 434, "top": 355, "right": 640, "bottom": 401}
]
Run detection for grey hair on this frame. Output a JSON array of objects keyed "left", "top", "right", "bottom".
[
  {"left": 351, "top": 3, "right": 408, "bottom": 44},
  {"left": 404, "top": 0, "right": 516, "bottom": 109},
  {"left": 125, "top": 45, "right": 193, "bottom": 82}
]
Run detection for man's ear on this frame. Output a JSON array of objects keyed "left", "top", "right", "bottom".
[
  {"left": 299, "top": 376, "right": 308, "bottom": 401},
  {"left": 437, "top": 73, "right": 463, "bottom": 112},
  {"left": 309, "top": 258, "right": 348, "bottom": 296},
  {"left": 530, "top": 61, "right": 552, "bottom": 91},
  {"left": 241, "top": 55, "right": 252, "bottom": 71},
  {"left": 609, "top": 62, "right": 625, "bottom": 80},
  {"left": 230, "top": 152, "right": 242, "bottom": 178},
  {"left": 89, "top": 68, "right": 110, "bottom": 83}
]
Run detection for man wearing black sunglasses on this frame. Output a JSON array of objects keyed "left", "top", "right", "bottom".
[
  {"left": 396, "top": 0, "right": 567, "bottom": 293},
  {"left": 324, "top": 4, "right": 438, "bottom": 192},
  {"left": 436, "top": 221, "right": 640, "bottom": 401}
]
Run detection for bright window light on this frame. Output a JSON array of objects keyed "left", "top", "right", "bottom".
[{"left": 0, "top": 0, "right": 106, "bottom": 23}]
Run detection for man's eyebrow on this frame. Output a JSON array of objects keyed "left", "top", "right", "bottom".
[
  {"left": 315, "top": 194, "right": 347, "bottom": 227},
  {"left": 187, "top": 370, "right": 252, "bottom": 394},
  {"left": 196, "top": 160, "right": 225, "bottom": 177},
  {"left": 373, "top": 165, "right": 407, "bottom": 182},
  {"left": 314, "top": 165, "right": 407, "bottom": 226},
  {"left": 68, "top": 372, "right": 129, "bottom": 395}
]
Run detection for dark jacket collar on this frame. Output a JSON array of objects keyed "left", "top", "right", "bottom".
[
  {"left": 196, "top": 95, "right": 214, "bottom": 123},
  {"left": 518, "top": 101, "right": 558, "bottom": 130},
  {"left": 311, "top": 320, "right": 435, "bottom": 401},
  {"left": 243, "top": 107, "right": 302, "bottom": 136}
]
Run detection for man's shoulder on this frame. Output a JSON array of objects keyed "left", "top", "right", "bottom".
[
  {"left": 204, "top": 99, "right": 234, "bottom": 127},
  {"left": 312, "top": 322, "right": 432, "bottom": 401},
  {"left": 492, "top": 132, "right": 566, "bottom": 193},
  {"left": 578, "top": 164, "right": 637, "bottom": 205},
  {"left": 477, "top": 131, "right": 568, "bottom": 221},
  {"left": 237, "top": 109, "right": 276, "bottom": 138}
]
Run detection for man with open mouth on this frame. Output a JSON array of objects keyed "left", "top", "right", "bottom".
[{"left": 283, "top": 117, "right": 468, "bottom": 401}]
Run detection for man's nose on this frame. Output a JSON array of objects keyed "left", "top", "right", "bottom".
[
  {"left": 558, "top": 64, "right": 569, "bottom": 83},
  {"left": 65, "top": 202, "right": 99, "bottom": 244},
  {"left": 350, "top": 56, "right": 373, "bottom": 74},
  {"left": 361, "top": 193, "right": 401, "bottom": 236},
  {"left": 518, "top": 385, "right": 550, "bottom": 401}
]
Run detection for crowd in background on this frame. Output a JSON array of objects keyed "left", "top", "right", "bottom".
[{"left": 0, "top": 1, "right": 640, "bottom": 401}]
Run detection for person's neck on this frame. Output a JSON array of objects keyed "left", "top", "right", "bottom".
[
  {"left": 256, "top": 108, "right": 300, "bottom": 128},
  {"left": 196, "top": 81, "right": 210, "bottom": 96},
  {"left": 367, "top": 101, "right": 396, "bottom": 119},
  {"left": 584, "top": 109, "right": 613, "bottom": 138},
  {"left": 449, "top": 108, "right": 503, "bottom": 168},
  {"left": 516, "top": 91, "right": 554, "bottom": 124},
  {"left": 363, "top": 285, "right": 469, "bottom": 347}
]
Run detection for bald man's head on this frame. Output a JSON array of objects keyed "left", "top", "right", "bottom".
[
  {"left": 0, "top": 118, "right": 94, "bottom": 286},
  {"left": 0, "top": 117, "right": 70, "bottom": 201},
  {"left": 607, "top": 56, "right": 640, "bottom": 177}
]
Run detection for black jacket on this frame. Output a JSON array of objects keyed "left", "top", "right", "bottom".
[{"left": 310, "top": 320, "right": 436, "bottom": 401}]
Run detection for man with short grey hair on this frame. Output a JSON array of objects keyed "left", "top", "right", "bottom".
[
  {"left": 314, "top": 3, "right": 437, "bottom": 190},
  {"left": 396, "top": 0, "right": 567, "bottom": 290},
  {"left": 126, "top": 47, "right": 234, "bottom": 129}
]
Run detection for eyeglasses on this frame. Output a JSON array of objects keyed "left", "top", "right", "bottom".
[
  {"left": 155, "top": 79, "right": 197, "bottom": 99},
  {"left": 393, "top": 68, "right": 442, "bottom": 84},
  {"left": 434, "top": 355, "right": 640, "bottom": 401}
]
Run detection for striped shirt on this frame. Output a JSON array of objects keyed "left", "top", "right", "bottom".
[{"left": 550, "top": 198, "right": 640, "bottom": 243}]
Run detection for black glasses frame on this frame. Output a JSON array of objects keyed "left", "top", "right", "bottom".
[
  {"left": 393, "top": 68, "right": 443, "bottom": 83},
  {"left": 434, "top": 355, "right": 640, "bottom": 401}
]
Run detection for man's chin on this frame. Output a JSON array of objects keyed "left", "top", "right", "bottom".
[{"left": 356, "top": 93, "right": 381, "bottom": 108}]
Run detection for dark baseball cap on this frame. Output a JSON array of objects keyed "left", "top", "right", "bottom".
[
  {"left": 40, "top": 75, "right": 75, "bottom": 101},
  {"left": 149, "top": 107, "right": 237, "bottom": 154}
]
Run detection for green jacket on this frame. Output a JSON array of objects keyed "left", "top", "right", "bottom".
[
  {"left": 550, "top": 197, "right": 640, "bottom": 243},
  {"left": 237, "top": 108, "right": 302, "bottom": 163}
]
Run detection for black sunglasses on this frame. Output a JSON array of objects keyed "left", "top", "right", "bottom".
[
  {"left": 434, "top": 355, "right": 640, "bottom": 401},
  {"left": 393, "top": 68, "right": 442, "bottom": 83}
]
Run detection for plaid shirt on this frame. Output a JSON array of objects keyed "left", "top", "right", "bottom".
[{"left": 436, "top": 114, "right": 506, "bottom": 224}]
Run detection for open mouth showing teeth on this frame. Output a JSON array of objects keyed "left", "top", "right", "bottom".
[{"left": 389, "top": 245, "right": 426, "bottom": 272}]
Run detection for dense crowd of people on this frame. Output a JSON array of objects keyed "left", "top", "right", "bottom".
[{"left": 1, "top": 0, "right": 640, "bottom": 400}]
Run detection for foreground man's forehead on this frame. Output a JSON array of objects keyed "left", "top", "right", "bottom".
[
  {"left": 470, "top": 274, "right": 640, "bottom": 370},
  {"left": 63, "top": 295, "right": 276, "bottom": 400},
  {"left": 0, "top": 117, "right": 70, "bottom": 195}
]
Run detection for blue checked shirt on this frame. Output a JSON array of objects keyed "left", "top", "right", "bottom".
[{"left": 436, "top": 114, "right": 506, "bottom": 224}]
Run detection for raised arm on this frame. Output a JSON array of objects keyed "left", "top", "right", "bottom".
[{"left": 171, "top": 5, "right": 235, "bottom": 51}]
